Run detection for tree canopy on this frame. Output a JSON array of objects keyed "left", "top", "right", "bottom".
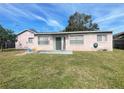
[
  {"left": 0, "top": 25, "right": 16, "bottom": 51},
  {"left": 64, "top": 12, "right": 99, "bottom": 31}
]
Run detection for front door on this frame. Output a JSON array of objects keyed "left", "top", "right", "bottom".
[{"left": 56, "top": 37, "right": 61, "bottom": 50}]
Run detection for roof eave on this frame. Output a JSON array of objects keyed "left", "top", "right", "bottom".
[
  {"left": 17, "top": 29, "right": 37, "bottom": 36},
  {"left": 34, "top": 31, "right": 112, "bottom": 35}
]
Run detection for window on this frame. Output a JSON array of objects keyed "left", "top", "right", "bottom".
[
  {"left": 97, "top": 34, "right": 107, "bottom": 42},
  {"left": 28, "top": 38, "right": 33, "bottom": 43},
  {"left": 70, "top": 35, "right": 84, "bottom": 44},
  {"left": 38, "top": 36, "right": 49, "bottom": 45}
]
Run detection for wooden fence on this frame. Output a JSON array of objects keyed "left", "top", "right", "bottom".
[{"left": 113, "top": 40, "right": 124, "bottom": 49}]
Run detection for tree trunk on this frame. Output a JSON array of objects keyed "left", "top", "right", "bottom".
[
  {"left": 0, "top": 44, "right": 3, "bottom": 52},
  {"left": 0, "top": 39, "right": 4, "bottom": 52},
  {"left": 5, "top": 41, "right": 7, "bottom": 49}
]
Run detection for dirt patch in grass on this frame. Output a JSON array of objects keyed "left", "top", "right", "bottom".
[{"left": 15, "top": 52, "right": 27, "bottom": 56}]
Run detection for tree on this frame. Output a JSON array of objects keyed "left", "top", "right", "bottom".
[
  {"left": 0, "top": 25, "right": 16, "bottom": 51},
  {"left": 64, "top": 12, "right": 99, "bottom": 31}
]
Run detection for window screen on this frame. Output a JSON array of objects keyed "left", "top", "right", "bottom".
[
  {"left": 28, "top": 38, "right": 33, "bottom": 43},
  {"left": 70, "top": 35, "right": 84, "bottom": 44},
  {"left": 38, "top": 36, "right": 49, "bottom": 45},
  {"left": 97, "top": 34, "right": 107, "bottom": 42}
]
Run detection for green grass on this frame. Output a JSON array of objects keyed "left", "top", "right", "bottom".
[{"left": 0, "top": 49, "right": 124, "bottom": 88}]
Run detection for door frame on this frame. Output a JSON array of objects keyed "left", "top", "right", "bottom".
[
  {"left": 54, "top": 36, "right": 65, "bottom": 50},
  {"left": 56, "top": 37, "right": 62, "bottom": 50}
]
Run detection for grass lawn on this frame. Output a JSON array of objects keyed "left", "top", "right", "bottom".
[{"left": 0, "top": 49, "right": 124, "bottom": 88}]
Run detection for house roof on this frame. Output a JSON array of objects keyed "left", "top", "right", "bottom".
[
  {"left": 17, "top": 29, "right": 37, "bottom": 36},
  {"left": 113, "top": 32, "right": 124, "bottom": 37},
  {"left": 113, "top": 32, "right": 124, "bottom": 40},
  {"left": 17, "top": 29, "right": 112, "bottom": 36}
]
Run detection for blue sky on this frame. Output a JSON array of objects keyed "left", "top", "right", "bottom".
[{"left": 0, "top": 3, "right": 124, "bottom": 34}]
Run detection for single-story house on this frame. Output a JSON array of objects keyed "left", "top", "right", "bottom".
[{"left": 15, "top": 29, "right": 113, "bottom": 51}]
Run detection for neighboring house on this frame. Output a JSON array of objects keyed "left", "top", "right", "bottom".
[
  {"left": 113, "top": 32, "right": 124, "bottom": 49},
  {"left": 15, "top": 29, "right": 113, "bottom": 51}
]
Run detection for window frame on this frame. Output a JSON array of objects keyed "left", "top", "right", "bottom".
[
  {"left": 97, "top": 34, "right": 107, "bottom": 42},
  {"left": 69, "top": 34, "right": 84, "bottom": 45},
  {"left": 38, "top": 36, "right": 49, "bottom": 45},
  {"left": 28, "top": 37, "right": 33, "bottom": 43}
]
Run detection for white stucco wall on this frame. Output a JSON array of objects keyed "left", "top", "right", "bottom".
[
  {"left": 15, "top": 31, "right": 113, "bottom": 51},
  {"left": 15, "top": 31, "right": 35, "bottom": 49},
  {"left": 16, "top": 31, "right": 54, "bottom": 50},
  {"left": 66, "top": 33, "right": 113, "bottom": 51}
]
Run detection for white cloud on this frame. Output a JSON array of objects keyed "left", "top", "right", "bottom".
[
  {"left": 5, "top": 4, "right": 30, "bottom": 18},
  {"left": 30, "top": 13, "right": 64, "bottom": 30},
  {"left": 94, "top": 13, "right": 124, "bottom": 23},
  {"left": 31, "top": 4, "right": 50, "bottom": 17},
  {"left": 0, "top": 4, "right": 64, "bottom": 30},
  {"left": 48, "top": 19, "right": 61, "bottom": 26},
  {"left": 93, "top": 8, "right": 124, "bottom": 23},
  {"left": 31, "top": 13, "right": 47, "bottom": 22},
  {"left": 0, "top": 4, "right": 34, "bottom": 23}
]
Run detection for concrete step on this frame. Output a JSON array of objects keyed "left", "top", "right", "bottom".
[{"left": 37, "top": 50, "right": 73, "bottom": 54}]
